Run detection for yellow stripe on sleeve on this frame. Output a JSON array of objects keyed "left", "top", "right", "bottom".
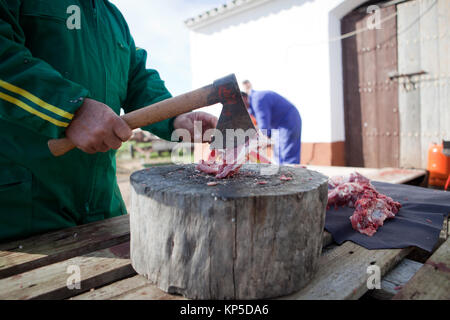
[
  {"left": 0, "top": 79, "right": 74, "bottom": 120},
  {"left": 0, "top": 91, "right": 69, "bottom": 127}
]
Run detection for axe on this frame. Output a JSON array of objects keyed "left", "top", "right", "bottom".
[{"left": 48, "top": 73, "right": 256, "bottom": 156}]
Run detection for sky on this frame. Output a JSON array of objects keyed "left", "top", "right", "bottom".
[{"left": 111, "top": 0, "right": 226, "bottom": 96}]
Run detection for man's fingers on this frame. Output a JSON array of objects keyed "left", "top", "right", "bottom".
[
  {"left": 193, "top": 119, "right": 203, "bottom": 142},
  {"left": 78, "top": 138, "right": 120, "bottom": 153},
  {"left": 200, "top": 113, "right": 218, "bottom": 130},
  {"left": 208, "top": 114, "right": 218, "bottom": 128},
  {"left": 201, "top": 114, "right": 218, "bottom": 139},
  {"left": 104, "top": 135, "right": 123, "bottom": 150},
  {"left": 66, "top": 98, "right": 128, "bottom": 154},
  {"left": 113, "top": 118, "right": 132, "bottom": 142},
  {"left": 97, "top": 142, "right": 110, "bottom": 153},
  {"left": 200, "top": 116, "right": 217, "bottom": 143},
  {"left": 78, "top": 145, "right": 97, "bottom": 154},
  {"left": 173, "top": 112, "right": 218, "bottom": 143}
]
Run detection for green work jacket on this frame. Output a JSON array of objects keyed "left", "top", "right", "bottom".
[{"left": 0, "top": 0, "right": 175, "bottom": 242}]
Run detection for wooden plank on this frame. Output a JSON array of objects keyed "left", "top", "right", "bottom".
[
  {"left": 359, "top": 12, "right": 380, "bottom": 168},
  {"left": 0, "top": 242, "right": 135, "bottom": 300},
  {"left": 340, "top": 3, "right": 404, "bottom": 168},
  {"left": 71, "top": 232, "right": 333, "bottom": 300},
  {"left": 71, "top": 275, "right": 186, "bottom": 300},
  {"left": 438, "top": 0, "right": 450, "bottom": 144},
  {"left": 341, "top": 11, "right": 366, "bottom": 167},
  {"left": 393, "top": 238, "right": 450, "bottom": 299},
  {"left": 322, "top": 231, "right": 334, "bottom": 248},
  {"left": 305, "top": 165, "right": 426, "bottom": 184},
  {"left": 419, "top": 0, "right": 441, "bottom": 169},
  {"left": 372, "top": 167, "right": 426, "bottom": 184},
  {"left": 70, "top": 275, "right": 147, "bottom": 300},
  {"left": 0, "top": 215, "right": 130, "bottom": 279},
  {"left": 281, "top": 242, "right": 412, "bottom": 300},
  {"left": 397, "top": 0, "right": 422, "bottom": 168},
  {"left": 370, "top": 258, "right": 423, "bottom": 299},
  {"left": 375, "top": 5, "right": 400, "bottom": 168},
  {"left": 397, "top": 0, "right": 449, "bottom": 169},
  {"left": 305, "top": 165, "right": 379, "bottom": 179},
  {"left": 114, "top": 283, "right": 186, "bottom": 300}
]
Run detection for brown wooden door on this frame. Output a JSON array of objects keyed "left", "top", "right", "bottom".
[{"left": 341, "top": 4, "right": 400, "bottom": 168}]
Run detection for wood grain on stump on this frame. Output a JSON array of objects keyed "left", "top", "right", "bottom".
[{"left": 130, "top": 164, "right": 328, "bottom": 299}]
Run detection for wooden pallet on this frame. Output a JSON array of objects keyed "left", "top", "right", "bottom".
[
  {"left": 392, "top": 237, "right": 450, "bottom": 300},
  {"left": 0, "top": 215, "right": 130, "bottom": 279},
  {"left": 0, "top": 242, "right": 134, "bottom": 300},
  {"left": 0, "top": 215, "right": 447, "bottom": 300}
]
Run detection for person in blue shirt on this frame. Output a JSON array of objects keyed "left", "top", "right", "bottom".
[{"left": 242, "top": 80, "right": 302, "bottom": 164}]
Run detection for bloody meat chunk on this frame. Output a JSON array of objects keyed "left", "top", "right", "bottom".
[
  {"left": 196, "top": 133, "right": 273, "bottom": 179},
  {"left": 196, "top": 139, "right": 264, "bottom": 179},
  {"left": 196, "top": 144, "right": 248, "bottom": 179},
  {"left": 350, "top": 190, "right": 401, "bottom": 236},
  {"left": 328, "top": 172, "right": 370, "bottom": 189},
  {"left": 327, "top": 172, "right": 401, "bottom": 236},
  {"left": 327, "top": 182, "right": 371, "bottom": 209},
  {"left": 327, "top": 173, "right": 373, "bottom": 209},
  {"left": 196, "top": 160, "right": 220, "bottom": 175},
  {"left": 196, "top": 150, "right": 221, "bottom": 174}
]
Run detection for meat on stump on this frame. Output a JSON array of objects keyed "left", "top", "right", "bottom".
[{"left": 196, "top": 138, "right": 270, "bottom": 179}]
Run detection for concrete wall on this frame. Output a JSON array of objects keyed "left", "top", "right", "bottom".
[{"left": 187, "top": 0, "right": 370, "bottom": 164}]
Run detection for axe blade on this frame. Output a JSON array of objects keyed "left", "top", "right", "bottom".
[{"left": 210, "top": 74, "right": 257, "bottom": 150}]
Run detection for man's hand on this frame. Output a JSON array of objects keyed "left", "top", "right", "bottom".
[
  {"left": 66, "top": 98, "right": 132, "bottom": 154},
  {"left": 173, "top": 112, "right": 218, "bottom": 142}
]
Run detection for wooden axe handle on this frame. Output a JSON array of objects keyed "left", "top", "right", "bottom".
[{"left": 48, "top": 84, "right": 217, "bottom": 157}]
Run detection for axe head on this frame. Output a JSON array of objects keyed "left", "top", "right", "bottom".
[{"left": 209, "top": 74, "right": 257, "bottom": 150}]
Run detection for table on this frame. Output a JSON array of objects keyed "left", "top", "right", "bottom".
[
  {"left": 0, "top": 213, "right": 448, "bottom": 300},
  {"left": 305, "top": 166, "right": 427, "bottom": 185}
]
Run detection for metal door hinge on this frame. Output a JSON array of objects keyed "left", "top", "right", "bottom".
[{"left": 389, "top": 70, "right": 427, "bottom": 90}]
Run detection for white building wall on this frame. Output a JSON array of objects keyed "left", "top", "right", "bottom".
[{"left": 188, "top": 0, "right": 369, "bottom": 144}]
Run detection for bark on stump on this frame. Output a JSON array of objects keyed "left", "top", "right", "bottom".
[{"left": 130, "top": 164, "right": 328, "bottom": 299}]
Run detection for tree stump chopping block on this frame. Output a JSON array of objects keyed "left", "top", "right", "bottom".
[{"left": 130, "top": 164, "right": 328, "bottom": 299}]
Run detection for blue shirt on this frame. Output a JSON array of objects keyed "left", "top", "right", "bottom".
[{"left": 248, "top": 90, "right": 299, "bottom": 137}]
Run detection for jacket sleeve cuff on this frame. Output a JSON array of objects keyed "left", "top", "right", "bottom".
[{"left": 0, "top": 80, "right": 90, "bottom": 139}]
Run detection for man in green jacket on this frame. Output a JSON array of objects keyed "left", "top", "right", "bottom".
[{"left": 0, "top": 0, "right": 217, "bottom": 242}]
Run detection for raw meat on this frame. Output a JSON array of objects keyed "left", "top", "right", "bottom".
[
  {"left": 196, "top": 150, "right": 221, "bottom": 175},
  {"left": 349, "top": 189, "right": 401, "bottom": 236},
  {"left": 327, "top": 181, "right": 372, "bottom": 209},
  {"left": 327, "top": 172, "right": 401, "bottom": 236},
  {"left": 328, "top": 172, "right": 370, "bottom": 189},
  {"left": 196, "top": 138, "right": 265, "bottom": 179},
  {"left": 327, "top": 173, "right": 372, "bottom": 209},
  {"left": 196, "top": 161, "right": 220, "bottom": 175}
]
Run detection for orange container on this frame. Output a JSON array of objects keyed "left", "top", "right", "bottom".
[{"left": 427, "top": 142, "right": 450, "bottom": 187}]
